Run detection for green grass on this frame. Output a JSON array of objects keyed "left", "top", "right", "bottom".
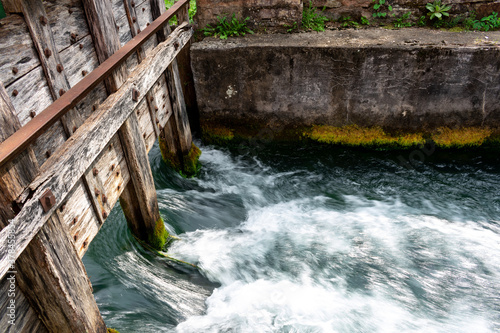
[{"left": 302, "top": 1, "right": 329, "bottom": 32}]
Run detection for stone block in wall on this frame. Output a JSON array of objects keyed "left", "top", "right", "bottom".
[{"left": 196, "top": 0, "right": 302, "bottom": 29}]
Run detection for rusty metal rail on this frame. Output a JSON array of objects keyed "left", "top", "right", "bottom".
[{"left": 0, "top": 0, "right": 188, "bottom": 168}]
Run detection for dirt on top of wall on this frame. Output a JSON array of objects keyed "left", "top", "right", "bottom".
[{"left": 193, "top": 27, "right": 500, "bottom": 49}]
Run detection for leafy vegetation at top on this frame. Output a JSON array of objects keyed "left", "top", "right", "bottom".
[
  {"left": 426, "top": 0, "right": 451, "bottom": 21},
  {"left": 165, "top": 0, "right": 197, "bottom": 22},
  {"left": 302, "top": 1, "right": 329, "bottom": 31},
  {"left": 202, "top": 14, "right": 254, "bottom": 40},
  {"left": 468, "top": 12, "right": 500, "bottom": 31},
  {"left": 372, "top": 0, "right": 393, "bottom": 18}
]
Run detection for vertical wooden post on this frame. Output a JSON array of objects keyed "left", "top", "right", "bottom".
[
  {"left": 0, "top": 83, "right": 106, "bottom": 332},
  {"left": 151, "top": 0, "right": 201, "bottom": 177},
  {"left": 82, "top": 0, "right": 169, "bottom": 249}
]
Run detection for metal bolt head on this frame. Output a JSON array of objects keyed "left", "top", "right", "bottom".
[
  {"left": 30, "top": 111, "right": 36, "bottom": 118},
  {"left": 132, "top": 89, "right": 140, "bottom": 102},
  {"left": 12, "top": 67, "right": 18, "bottom": 74},
  {"left": 39, "top": 16, "right": 48, "bottom": 25},
  {"left": 72, "top": 217, "right": 78, "bottom": 224},
  {"left": 102, "top": 195, "right": 107, "bottom": 204},
  {"left": 102, "top": 211, "right": 108, "bottom": 219},
  {"left": 131, "top": 1, "right": 135, "bottom": 7},
  {"left": 74, "top": 235, "right": 78, "bottom": 241},
  {"left": 45, "top": 150, "right": 51, "bottom": 158},
  {"left": 132, "top": 17, "right": 137, "bottom": 23},
  {"left": 110, "top": 164, "right": 115, "bottom": 171},
  {"left": 68, "top": 8, "right": 73, "bottom": 14},
  {"left": 12, "top": 89, "right": 18, "bottom": 97},
  {"left": 137, "top": 28, "right": 141, "bottom": 33},
  {"left": 39, "top": 189, "right": 56, "bottom": 213},
  {"left": 79, "top": 43, "right": 83, "bottom": 49},
  {"left": 72, "top": 126, "right": 77, "bottom": 133},
  {"left": 59, "top": 89, "right": 65, "bottom": 96},
  {"left": 82, "top": 70, "right": 88, "bottom": 76},
  {"left": 92, "top": 168, "right": 98, "bottom": 176},
  {"left": 44, "top": 48, "right": 52, "bottom": 57},
  {"left": 94, "top": 188, "right": 100, "bottom": 197},
  {"left": 57, "top": 64, "right": 64, "bottom": 72}
]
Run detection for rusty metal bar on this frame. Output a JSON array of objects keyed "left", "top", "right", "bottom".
[{"left": 0, "top": 0, "right": 189, "bottom": 168}]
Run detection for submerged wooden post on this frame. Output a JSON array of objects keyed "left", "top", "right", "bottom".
[
  {"left": 0, "top": 83, "right": 106, "bottom": 332},
  {"left": 151, "top": 0, "right": 201, "bottom": 177},
  {"left": 82, "top": 0, "right": 169, "bottom": 249}
]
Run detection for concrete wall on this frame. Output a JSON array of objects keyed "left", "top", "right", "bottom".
[{"left": 191, "top": 28, "right": 500, "bottom": 135}]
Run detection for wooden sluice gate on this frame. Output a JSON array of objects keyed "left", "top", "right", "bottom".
[{"left": 0, "top": 0, "right": 198, "bottom": 331}]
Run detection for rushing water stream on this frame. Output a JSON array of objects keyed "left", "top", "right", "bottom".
[{"left": 83, "top": 141, "right": 500, "bottom": 332}]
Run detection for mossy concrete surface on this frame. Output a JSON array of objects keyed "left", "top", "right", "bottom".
[{"left": 192, "top": 28, "right": 500, "bottom": 147}]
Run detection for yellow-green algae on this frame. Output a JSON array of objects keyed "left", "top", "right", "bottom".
[
  {"left": 159, "top": 136, "right": 202, "bottom": 177},
  {"left": 307, "top": 125, "right": 425, "bottom": 149},
  {"left": 158, "top": 135, "right": 182, "bottom": 171},
  {"left": 147, "top": 217, "right": 170, "bottom": 251},
  {"left": 431, "top": 127, "right": 493, "bottom": 148},
  {"left": 201, "top": 124, "right": 235, "bottom": 145},
  {"left": 182, "top": 143, "right": 202, "bottom": 177},
  {"left": 107, "top": 329, "right": 120, "bottom": 333}
]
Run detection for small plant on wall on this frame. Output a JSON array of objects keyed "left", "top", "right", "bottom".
[
  {"left": 372, "top": 0, "right": 393, "bottom": 19},
  {"left": 202, "top": 14, "right": 254, "bottom": 40},
  {"left": 426, "top": 0, "right": 451, "bottom": 21},
  {"left": 302, "top": 1, "right": 329, "bottom": 31}
]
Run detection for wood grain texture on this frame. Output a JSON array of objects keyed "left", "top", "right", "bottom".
[
  {"left": 0, "top": 24, "right": 193, "bottom": 279},
  {"left": 0, "top": 277, "right": 48, "bottom": 333},
  {"left": 0, "top": 83, "right": 39, "bottom": 226},
  {"left": 118, "top": 112, "right": 162, "bottom": 241},
  {"left": 165, "top": 59, "right": 192, "bottom": 153},
  {"left": 0, "top": 14, "right": 40, "bottom": 88},
  {"left": 59, "top": 35, "right": 101, "bottom": 89},
  {"left": 15, "top": 214, "right": 106, "bottom": 332},
  {"left": 82, "top": 0, "right": 128, "bottom": 92},
  {"left": 44, "top": 0, "right": 90, "bottom": 53}
]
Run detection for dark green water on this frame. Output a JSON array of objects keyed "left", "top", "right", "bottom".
[{"left": 83, "top": 142, "right": 500, "bottom": 332}]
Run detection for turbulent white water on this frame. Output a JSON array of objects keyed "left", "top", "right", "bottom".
[{"left": 85, "top": 143, "right": 500, "bottom": 332}]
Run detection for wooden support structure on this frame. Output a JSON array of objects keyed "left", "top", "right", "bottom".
[
  {"left": 81, "top": 0, "right": 169, "bottom": 249},
  {"left": 0, "top": 0, "right": 194, "bottom": 331},
  {"left": 151, "top": 0, "right": 201, "bottom": 177}
]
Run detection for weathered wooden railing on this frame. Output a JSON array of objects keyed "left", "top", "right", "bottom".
[{"left": 0, "top": 0, "right": 195, "bottom": 332}]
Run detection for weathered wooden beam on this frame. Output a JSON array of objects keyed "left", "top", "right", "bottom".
[
  {"left": 18, "top": 0, "right": 106, "bottom": 229},
  {"left": 82, "top": 0, "right": 169, "bottom": 249},
  {"left": 0, "top": 83, "right": 39, "bottom": 226},
  {"left": 151, "top": 0, "right": 199, "bottom": 176},
  {"left": 0, "top": 82, "right": 47, "bottom": 333},
  {"left": 15, "top": 214, "right": 106, "bottom": 332},
  {"left": 18, "top": 0, "right": 83, "bottom": 137},
  {"left": 1, "top": 79, "right": 105, "bottom": 332},
  {"left": 0, "top": 24, "right": 193, "bottom": 279},
  {"left": 124, "top": 0, "right": 160, "bottom": 137}
]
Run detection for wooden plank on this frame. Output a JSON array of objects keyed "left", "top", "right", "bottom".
[
  {"left": 82, "top": 0, "right": 128, "bottom": 92},
  {"left": 136, "top": 98, "right": 158, "bottom": 151},
  {"left": 116, "top": 13, "right": 133, "bottom": 47},
  {"left": 0, "top": 24, "right": 193, "bottom": 278},
  {"left": 0, "top": 83, "right": 39, "bottom": 225},
  {"left": 152, "top": 74, "right": 173, "bottom": 129},
  {"left": 0, "top": 277, "right": 48, "bottom": 333},
  {"left": 55, "top": 179, "right": 101, "bottom": 258},
  {"left": 123, "top": 0, "right": 160, "bottom": 139},
  {"left": 0, "top": 83, "right": 47, "bottom": 333},
  {"left": 6, "top": 67, "right": 53, "bottom": 127},
  {"left": 15, "top": 214, "right": 106, "bottom": 332},
  {"left": 0, "top": 14, "right": 40, "bottom": 87},
  {"left": 44, "top": 0, "right": 90, "bottom": 54},
  {"left": 59, "top": 35, "right": 101, "bottom": 88}
]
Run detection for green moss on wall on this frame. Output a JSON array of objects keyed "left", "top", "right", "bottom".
[
  {"left": 158, "top": 135, "right": 182, "bottom": 171},
  {"left": 107, "top": 329, "right": 120, "bottom": 333}
]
